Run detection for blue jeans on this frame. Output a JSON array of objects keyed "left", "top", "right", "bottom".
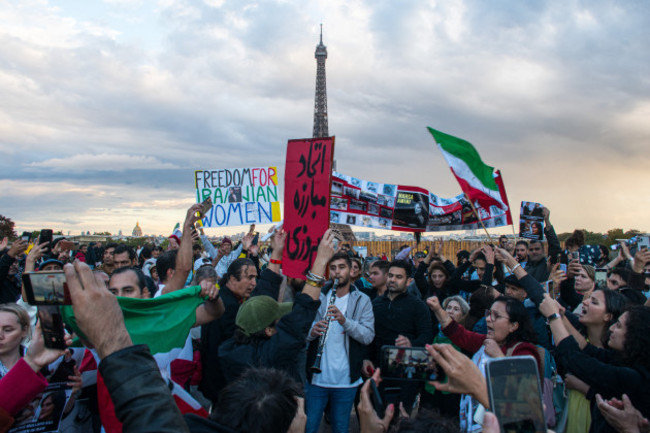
[{"left": 305, "top": 383, "right": 358, "bottom": 433}]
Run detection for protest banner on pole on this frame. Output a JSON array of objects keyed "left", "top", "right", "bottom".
[
  {"left": 330, "top": 171, "right": 509, "bottom": 233},
  {"left": 283, "top": 137, "right": 335, "bottom": 279},
  {"left": 194, "top": 167, "right": 282, "bottom": 227}
]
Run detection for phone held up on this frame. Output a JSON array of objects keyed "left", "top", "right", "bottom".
[
  {"left": 37, "top": 305, "right": 67, "bottom": 350},
  {"left": 486, "top": 356, "right": 546, "bottom": 433},
  {"left": 379, "top": 346, "right": 445, "bottom": 382},
  {"left": 22, "top": 271, "right": 70, "bottom": 350},
  {"left": 38, "top": 229, "right": 53, "bottom": 255},
  {"left": 22, "top": 271, "right": 71, "bottom": 306}
]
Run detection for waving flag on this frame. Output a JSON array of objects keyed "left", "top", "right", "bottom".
[{"left": 428, "top": 127, "right": 512, "bottom": 224}]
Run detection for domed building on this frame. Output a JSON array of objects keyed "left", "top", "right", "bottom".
[{"left": 132, "top": 221, "right": 143, "bottom": 237}]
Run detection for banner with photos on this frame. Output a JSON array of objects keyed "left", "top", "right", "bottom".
[
  {"left": 519, "top": 201, "right": 545, "bottom": 240},
  {"left": 330, "top": 172, "right": 509, "bottom": 232}
]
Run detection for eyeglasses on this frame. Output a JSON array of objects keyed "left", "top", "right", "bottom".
[{"left": 485, "top": 309, "right": 509, "bottom": 322}]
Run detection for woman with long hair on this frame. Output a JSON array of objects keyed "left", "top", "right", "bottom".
[
  {"left": 557, "top": 289, "right": 628, "bottom": 433},
  {"left": 540, "top": 298, "right": 650, "bottom": 433},
  {"left": 428, "top": 294, "right": 540, "bottom": 432}
]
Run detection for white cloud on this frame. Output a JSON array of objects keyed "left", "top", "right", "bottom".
[{"left": 25, "top": 154, "right": 178, "bottom": 172}]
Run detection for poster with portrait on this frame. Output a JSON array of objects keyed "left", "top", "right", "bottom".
[
  {"left": 194, "top": 167, "right": 282, "bottom": 227},
  {"left": 519, "top": 201, "right": 545, "bottom": 240},
  {"left": 9, "top": 383, "right": 73, "bottom": 433}
]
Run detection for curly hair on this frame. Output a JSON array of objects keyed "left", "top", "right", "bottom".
[
  {"left": 493, "top": 296, "right": 537, "bottom": 346},
  {"left": 620, "top": 306, "right": 650, "bottom": 371}
]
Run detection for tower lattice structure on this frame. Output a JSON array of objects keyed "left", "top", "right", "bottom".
[{"left": 312, "top": 25, "right": 329, "bottom": 138}]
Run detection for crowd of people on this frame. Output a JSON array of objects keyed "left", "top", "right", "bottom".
[{"left": 1, "top": 204, "right": 649, "bottom": 433}]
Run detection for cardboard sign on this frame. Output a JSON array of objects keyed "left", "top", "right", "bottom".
[
  {"left": 194, "top": 167, "right": 281, "bottom": 227},
  {"left": 330, "top": 171, "right": 509, "bottom": 232},
  {"left": 519, "top": 201, "right": 544, "bottom": 240},
  {"left": 283, "top": 137, "right": 334, "bottom": 279}
]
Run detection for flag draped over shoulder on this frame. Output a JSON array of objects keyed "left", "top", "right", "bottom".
[
  {"left": 428, "top": 127, "right": 512, "bottom": 223},
  {"left": 61, "top": 285, "right": 204, "bottom": 370}
]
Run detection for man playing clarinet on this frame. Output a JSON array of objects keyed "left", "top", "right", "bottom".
[{"left": 305, "top": 251, "right": 375, "bottom": 433}]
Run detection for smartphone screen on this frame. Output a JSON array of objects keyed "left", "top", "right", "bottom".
[
  {"left": 22, "top": 271, "right": 71, "bottom": 305},
  {"left": 379, "top": 346, "right": 444, "bottom": 382},
  {"left": 39, "top": 229, "right": 53, "bottom": 254},
  {"left": 486, "top": 356, "right": 546, "bottom": 433},
  {"left": 37, "top": 305, "right": 66, "bottom": 350},
  {"left": 638, "top": 236, "right": 650, "bottom": 250},
  {"left": 595, "top": 268, "right": 608, "bottom": 283},
  {"left": 21, "top": 231, "right": 32, "bottom": 242}
]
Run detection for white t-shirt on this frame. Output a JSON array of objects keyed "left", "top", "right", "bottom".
[{"left": 312, "top": 292, "right": 362, "bottom": 388}]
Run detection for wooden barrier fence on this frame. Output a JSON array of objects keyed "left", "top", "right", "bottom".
[{"left": 352, "top": 240, "right": 486, "bottom": 260}]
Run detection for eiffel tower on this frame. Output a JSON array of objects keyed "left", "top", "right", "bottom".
[{"left": 312, "top": 25, "right": 329, "bottom": 138}]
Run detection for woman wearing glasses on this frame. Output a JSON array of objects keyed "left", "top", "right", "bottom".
[{"left": 427, "top": 294, "right": 539, "bottom": 432}]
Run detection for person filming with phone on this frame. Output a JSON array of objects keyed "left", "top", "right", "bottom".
[{"left": 427, "top": 293, "right": 540, "bottom": 432}]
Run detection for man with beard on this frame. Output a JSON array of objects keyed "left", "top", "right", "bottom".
[
  {"left": 363, "top": 260, "right": 432, "bottom": 412},
  {"left": 96, "top": 243, "right": 118, "bottom": 275},
  {"left": 304, "top": 251, "right": 374, "bottom": 433}
]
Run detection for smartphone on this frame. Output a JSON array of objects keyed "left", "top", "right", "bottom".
[
  {"left": 20, "top": 231, "right": 32, "bottom": 242},
  {"left": 58, "top": 240, "right": 75, "bottom": 250},
  {"left": 197, "top": 197, "right": 213, "bottom": 218},
  {"left": 22, "top": 271, "right": 71, "bottom": 305},
  {"left": 251, "top": 232, "right": 260, "bottom": 246},
  {"left": 369, "top": 379, "right": 385, "bottom": 418},
  {"left": 570, "top": 251, "right": 579, "bottom": 261},
  {"left": 486, "top": 356, "right": 546, "bottom": 433},
  {"left": 595, "top": 268, "right": 608, "bottom": 284},
  {"left": 38, "top": 229, "right": 53, "bottom": 255},
  {"left": 379, "top": 346, "right": 444, "bottom": 382},
  {"left": 638, "top": 236, "right": 650, "bottom": 250},
  {"left": 37, "top": 305, "right": 67, "bottom": 350}
]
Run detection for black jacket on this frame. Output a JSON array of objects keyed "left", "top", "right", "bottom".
[
  {"left": 555, "top": 337, "right": 650, "bottom": 433},
  {"left": 448, "top": 261, "right": 495, "bottom": 295},
  {"left": 413, "top": 260, "right": 455, "bottom": 300},
  {"left": 218, "top": 293, "right": 320, "bottom": 385},
  {"left": 100, "top": 345, "right": 189, "bottom": 433},
  {"left": 0, "top": 253, "right": 21, "bottom": 304},
  {"left": 524, "top": 224, "right": 562, "bottom": 282},
  {"left": 369, "top": 292, "right": 433, "bottom": 364},
  {"left": 199, "top": 268, "right": 282, "bottom": 402}
]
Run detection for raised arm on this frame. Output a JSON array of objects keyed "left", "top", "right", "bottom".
[
  {"left": 302, "top": 229, "right": 338, "bottom": 301},
  {"left": 543, "top": 207, "right": 562, "bottom": 261},
  {"left": 163, "top": 204, "right": 201, "bottom": 295}
]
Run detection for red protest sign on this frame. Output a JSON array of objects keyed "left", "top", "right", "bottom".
[{"left": 283, "top": 137, "right": 335, "bottom": 279}]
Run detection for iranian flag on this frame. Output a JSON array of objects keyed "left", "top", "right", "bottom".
[
  {"left": 62, "top": 285, "right": 209, "bottom": 431},
  {"left": 428, "top": 127, "right": 513, "bottom": 224}
]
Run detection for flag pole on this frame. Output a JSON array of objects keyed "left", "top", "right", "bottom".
[{"left": 465, "top": 194, "right": 494, "bottom": 243}]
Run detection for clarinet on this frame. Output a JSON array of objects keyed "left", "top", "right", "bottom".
[{"left": 310, "top": 278, "right": 340, "bottom": 373}]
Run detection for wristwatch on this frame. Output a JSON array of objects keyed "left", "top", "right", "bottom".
[{"left": 546, "top": 312, "right": 561, "bottom": 324}]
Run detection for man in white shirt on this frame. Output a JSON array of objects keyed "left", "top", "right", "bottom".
[{"left": 305, "top": 252, "right": 375, "bottom": 433}]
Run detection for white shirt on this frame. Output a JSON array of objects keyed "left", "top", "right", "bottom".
[{"left": 312, "top": 292, "right": 362, "bottom": 388}]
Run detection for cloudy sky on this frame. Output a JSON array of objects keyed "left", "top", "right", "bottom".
[{"left": 1, "top": 0, "right": 649, "bottom": 237}]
